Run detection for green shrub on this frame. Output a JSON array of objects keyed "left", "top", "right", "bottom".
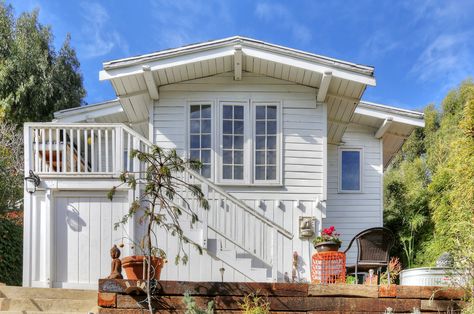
[{"left": 0, "top": 215, "right": 23, "bottom": 285}]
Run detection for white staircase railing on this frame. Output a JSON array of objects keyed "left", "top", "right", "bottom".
[{"left": 25, "top": 122, "right": 294, "bottom": 280}]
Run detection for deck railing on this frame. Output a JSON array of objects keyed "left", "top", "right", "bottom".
[{"left": 24, "top": 123, "right": 150, "bottom": 175}]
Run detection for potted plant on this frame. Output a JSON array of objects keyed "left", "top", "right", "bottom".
[
  {"left": 109, "top": 146, "right": 209, "bottom": 313},
  {"left": 312, "top": 226, "right": 342, "bottom": 252}
]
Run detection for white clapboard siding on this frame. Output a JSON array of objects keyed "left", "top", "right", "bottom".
[{"left": 324, "top": 124, "right": 383, "bottom": 264}]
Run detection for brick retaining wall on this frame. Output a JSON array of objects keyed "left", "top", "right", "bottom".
[{"left": 98, "top": 279, "right": 467, "bottom": 313}]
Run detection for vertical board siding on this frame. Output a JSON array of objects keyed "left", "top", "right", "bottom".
[
  {"left": 324, "top": 124, "right": 383, "bottom": 264},
  {"left": 52, "top": 191, "right": 128, "bottom": 289}
]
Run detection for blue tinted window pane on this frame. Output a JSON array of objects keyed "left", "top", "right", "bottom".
[
  {"left": 223, "top": 150, "right": 233, "bottom": 164},
  {"left": 266, "top": 166, "right": 276, "bottom": 180},
  {"left": 201, "top": 165, "right": 211, "bottom": 178},
  {"left": 234, "top": 121, "right": 244, "bottom": 134},
  {"left": 190, "top": 149, "right": 200, "bottom": 160},
  {"left": 234, "top": 166, "right": 243, "bottom": 180},
  {"left": 256, "top": 136, "right": 265, "bottom": 149},
  {"left": 256, "top": 121, "right": 265, "bottom": 134},
  {"left": 223, "top": 165, "right": 232, "bottom": 179},
  {"left": 223, "top": 120, "right": 232, "bottom": 134},
  {"left": 234, "top": 136, "right": 243, "bottom": 149},
  {"left": 190, "top": 105, "right": 201, "bottom": 119},
  {"left": 341, "top": 151, "right": 360, "bottom": 191},
  {"left": 234, "top": 106, "right": 244, "bottom": 119},
  {"left": 255, "top": 166, "right": 265, "bottom": 180},
  {"left": 267, "top": 106, "right": 277, "bottom": 119},
  {"left": 223, "top": 136, "right": 232, "bottom": 149},
  {"left": 255, "top": 151, "right": 265, "bottom": 165},
  {"left": 201, "top": 135, "right": 211, "bottom": 148},
  {"left": 267, "top": 136, "right": 276, "bottom": 149},
  {"left": 201, "top": 150, "right": 211, "bottom": 163},
  {"left": 234, "top": 151, "right": 243, "bottom": 164},
  {"left": 256, "top": 106, "right": 265, "bottom": 119},
  {"left": 223, "top": 106, "right": 233, "bottom": 119},
  {"left": 190, "top": 120, "right": 200, "bottom": 133},
  {"left": 267, "top": 151, "right": 276, "bottom": 165},
  {"left": 190, "top": 135, "right": 200, "bottom": 149},
  {"left": 267, "top": 121, "right": 276, "bottom": 134},
  {"left": 201, "top": 120, "right": 211, "bottom": 133},
  {"left": 201, "top": 105, "right": 211, "bottom": 118}
]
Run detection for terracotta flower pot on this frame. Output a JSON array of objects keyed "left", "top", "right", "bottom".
[
  {"left": 314, "top": 241, "right": 341, "bottom": 253},
  {"left": 121, "top": 256, "right": 165, "bottom": 280}
]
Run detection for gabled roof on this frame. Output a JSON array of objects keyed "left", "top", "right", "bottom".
[
  {"left": 352, "top": 101, "right": 424, "bottom": 168},
  {"left": 100, "top": 36, "right": 375, "bottom": 85},
  {"left": 99, "top": 36, "right": 376, "bottom": 144}
]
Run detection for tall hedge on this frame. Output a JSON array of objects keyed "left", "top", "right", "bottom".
[
  {"left": 384, "top": 80, "right": 474, "bottom": 268},
  {"left": 0, "top": 215, "right": 23, "bottom": 285}
]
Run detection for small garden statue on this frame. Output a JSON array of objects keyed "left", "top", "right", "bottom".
[{"left": 107, "top": 244, "right": 123, "bottom": 279}]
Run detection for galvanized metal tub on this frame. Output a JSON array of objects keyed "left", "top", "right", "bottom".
[{"left": 400, "top": 267, "right": 455, "bottom": 286}]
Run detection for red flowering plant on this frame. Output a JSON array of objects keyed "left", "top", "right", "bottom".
[{"left": 312, "top": 226, "right": 342, "bottom": 246}]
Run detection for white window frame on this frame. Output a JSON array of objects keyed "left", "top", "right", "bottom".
[
  {"left": 251, "top": 101, "right": 282, "bottom": 185},
  {"left": 216, "top": 100, "right": 251, "bottom": 185},
  {"left": 338, "top": 147, "right": 363, "bottom": 193},
  {"left": 186, "top": 101, "right": 215, "bottom": 181}
]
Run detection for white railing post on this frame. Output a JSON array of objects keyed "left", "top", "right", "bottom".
[
  {"left": 114, "top": 126, "right": 123, "bottom": 174},
  {"left": 24, "top": 125, "right": 32, "bottom": 175},
  {"left": 132, "top": 137, "right": 140, "bottom": 174},
  {"left": 272, "top": 228, "right": 278, "bottom": 281}
]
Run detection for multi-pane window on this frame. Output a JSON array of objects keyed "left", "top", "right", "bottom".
[
  {"left": 189, "top": 104, "right": 212, "bottom": 178},
  {"left": 255, "top": 105, "right": 277, "bottom": 181},
  {"left": 339, "top": 149, "right": 362, "bottom": 192},
  {"left": 222, "top": 104, "right": 244, "bottom": 180}
]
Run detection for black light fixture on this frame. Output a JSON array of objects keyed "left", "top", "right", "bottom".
[{"left": 24, "top": 170, "right": 40, "bottom": 193}]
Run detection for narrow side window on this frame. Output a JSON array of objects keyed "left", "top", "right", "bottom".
[
  {"left": 189, "top": 104, "right": 212, "bottom": 178},
  {"left": 339, "top": 149, "right": 362, "bottom": 192},
  {"left": 255, "top": 104, "right": 278, "bottom": 182}
]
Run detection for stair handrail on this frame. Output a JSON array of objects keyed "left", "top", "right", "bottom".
[{"left": 185, "top": 169, "right": 293, "bottom": 239}]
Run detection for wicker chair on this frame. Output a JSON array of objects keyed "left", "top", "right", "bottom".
[{"left": 344, "top": 227, "right": 395, "bottom": 284}]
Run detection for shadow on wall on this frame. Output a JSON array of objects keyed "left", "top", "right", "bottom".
[{"left": 66, "top": 205, "right": 87, "bottom": 232}]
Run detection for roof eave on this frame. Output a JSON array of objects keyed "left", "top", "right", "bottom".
[
  {"left": 100, "top": 36, "right": 375, "bottom": 85},
  {"left": 356, "top": 101, "right": 425, "bottom": 128}
]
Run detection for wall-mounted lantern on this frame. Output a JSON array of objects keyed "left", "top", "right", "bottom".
[{"left": 24, "top": 170, "right": 40, "bottom": 194}]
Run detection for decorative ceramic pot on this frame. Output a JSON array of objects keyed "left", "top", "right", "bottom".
[
  {"left": 314, "top": 241, "right": 340, "bottom": 253},
  {"left": 121, "top": 256, "right": 165, "bottom": 280}
]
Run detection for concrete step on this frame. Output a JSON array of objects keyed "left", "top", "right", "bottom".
[
  {"left": 0, "top": 286, "right": 96, "bottom": 300},
  {"left": 0, "top": 298, "right": 97, "bottom": 312}
]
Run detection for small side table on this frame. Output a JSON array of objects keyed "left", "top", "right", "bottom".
[{"left": 311, "top": 251, "right": 346, "bottom": 284}]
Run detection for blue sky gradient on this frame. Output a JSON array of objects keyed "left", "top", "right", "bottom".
[{"left": 9, "top": 0, "right": 474, "bottom": 111}]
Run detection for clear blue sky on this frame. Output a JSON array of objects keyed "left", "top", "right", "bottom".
[{"left": 9, "top": 0, "right": 474, "bottom": 111}]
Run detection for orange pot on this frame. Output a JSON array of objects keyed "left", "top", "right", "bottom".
[{"left": 121, "top": 256, "right": 165, "bottom": 280}]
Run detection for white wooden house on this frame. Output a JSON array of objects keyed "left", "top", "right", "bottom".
[{"left": 22, "top": 36, "right": 424, "bottom": 289}]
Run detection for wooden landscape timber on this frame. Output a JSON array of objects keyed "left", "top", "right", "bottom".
[{"left": 98, "top": 279, "right": 467, "bottom": 313}]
